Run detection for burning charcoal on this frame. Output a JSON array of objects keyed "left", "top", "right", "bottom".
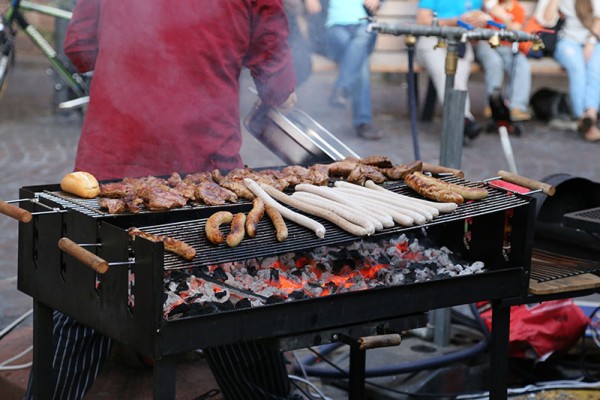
[
  {"left": 290, "top": 269, "right": 303, "bottom": 278},
  {"left": 289, "top": 290, "right": 309, "bottom": 300},
  {"left": 270, "top": 269, "right": 280, "bottom": 282},
  {"left": 265, "top": 296, "right": 285, "bottom": 305},
  {"left": 429, "top": 272, "right": 451, "bottom": 281},
  {"left": 325, "top": 282, "right": 339, "bottom": 295},
  {"left": 246, "top": 265, "right": 257, "bottom": 277},
  {"left": 212, "top": 267, "right": 228, "bottom": 281},
  {"left": 214, "top": 291, "right": 228, "bottom": 300},
  {"left": 185, "top": 302, "right": 221, "bottom": 317},
  {"left": 235, "top": 299, "right": 252, "bottom": 309},
  {"left": 175, "top": 281, "right": 188, "bottom": 292},
  {"left": 315, "top": 262, "right": 327, "bottom": 271},
  {"left": 214, "top": 301, "right": 235, "bottom": 312},
  {"left": 169, "top": 303, "right": 190, "bottom": 318}
]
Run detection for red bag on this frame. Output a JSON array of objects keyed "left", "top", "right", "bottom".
[{"left": 477, "top": 299, "right": 590, "bottom": 360}]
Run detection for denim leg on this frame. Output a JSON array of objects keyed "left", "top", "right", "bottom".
[
  {"left": 351, "top": 60, "right": 373, "bottom": 126},
  {"left": 475, "top": 41, "right": 503, "bottom": 99},
  {"left": 584, "top": 43, "right": 600, "bottom": 112},
  {"left": 498, "top": 47, "right": 531, "bottom": 112},
  {"left": 554, "top": 39, "right": 586, "bottom": 118},
  {"left": 416, "top": 36, "right": 474, "bottom": 119},
  {"left": 325, "top": 23, "right": 376, "bottom": 126},
  {"left": 324, "top": 25, "right": 352, "bottom": 89}
]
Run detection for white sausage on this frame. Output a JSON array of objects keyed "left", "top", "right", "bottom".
[
  {"left": 334, "top": 181, "right": 437, "bottom": 220},
  {"left": 244, "top": 179, "right": 326, "bottom": 238},
  {"left": 293, "top": 186, "right": 391, "bottom": 229},
  {"left": 364, "top": 180, "right": 458, "bottom": 213},
  {"left": 258, "top": 183, "right": 370, "bottom": 237},
  {"left": 333, "top": 186, "right": 428, "bottom": 225},
  {"left": 291, "top": 191, "right": 381, "bottom": 232},
  {"left": 331, "top": 190, "right": 414, "bottom": 226}
]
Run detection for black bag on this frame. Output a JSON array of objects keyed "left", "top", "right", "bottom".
[
  {"left": 525, "top": 17, "right": 564, "bottom": 59},
  {"left": 529, "top": 87, "right": 573, "bottom": 121}
]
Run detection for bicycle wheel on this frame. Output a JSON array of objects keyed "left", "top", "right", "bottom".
[{"left": 0, "top": 32, "right": 16, "bottom": 101}]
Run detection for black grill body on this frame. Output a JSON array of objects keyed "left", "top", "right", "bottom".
[{"left": 17, "top": 177, "right": 536, "bottom": 399}]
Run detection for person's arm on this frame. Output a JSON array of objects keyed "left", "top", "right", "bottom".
[
  {"left": 584, "top": 3, "right": 600, "bottom": 60},
  {"left": 364, "top": 0, "right": 381, "bottom": 14},
  {"left": 489, "top": 1, "right": 524, "bottom": 31},
  {"left": 416, "top": 7, "right": 489, "bottom": 28},
  {"left": 534, "top": 0, "right": 560, "bottom": 28},
  {"left": 304, "top": 0, "right": 322, "bottom": 15},
  {"left": 64, "top": 0, "right": 100, "bottom": 73},
  {"left": 245, "top": 0, "right": 297, "bottom": 108},
  {"left": 591, "top": 1, "right": 600, "bottom": 37}
]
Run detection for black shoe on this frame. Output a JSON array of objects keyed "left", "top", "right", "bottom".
[
  {"left": 464, "top": 117, "right": 482, "bottom": 140},
  {"left": 329, "top": 87, "right": 349, "bottom": 108},
  {"left": 356, "top": 123, "right": 383, "bottom": 140}
]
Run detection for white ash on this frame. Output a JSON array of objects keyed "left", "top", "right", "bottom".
[{"left": 163, "top": 233, "right": 487, "bottom": 319}]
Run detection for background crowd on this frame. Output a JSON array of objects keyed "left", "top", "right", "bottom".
[{"left": 285, "top": 0, "right": 600, "bottom": 143}]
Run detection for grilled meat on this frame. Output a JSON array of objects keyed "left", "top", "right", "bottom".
[
  {"left": 98, "top": 198, "right": 127, "bottom": 214},
  {"left": 381, "top": 160, "right": 423, "bottom": 180},
  {"left": 100, "top": 181, "right": 133, "bottom": 198},
  {"left": 196, "top": 180, "right": 238, "bottom": 205},
  {"left": 127, "top": 227, "right": 196, "bottom": 260},
  {"left": 358, "top": 155, "right": 394, "bottom": 168},
  {"left": 346, "top": 164, "right": 387, "bottom": 186}
]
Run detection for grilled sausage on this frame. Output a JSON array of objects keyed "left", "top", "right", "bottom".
[
  {"left": 226, "top": 213, "right": 246, "bottom": 247},
  {"left": 205, "top": 211, "right": 234, "bottom": 245},
  {"left": 244, "top": 178, "right": 326, "bottom": 238},
  {"left": 245, "top": 197, "right": 265, "bottom": 238},
  {"left": 411, "top": 171, "right": 488, "bottom": 200},
  {"left": 127, "top": 227, "right": 196, "bottom": 260},
  {"left": 403, "top": 173, "right": 465, "bottom": 204},
  {"left": 265, "top": 204, "right": 288, "bottom": 242}
]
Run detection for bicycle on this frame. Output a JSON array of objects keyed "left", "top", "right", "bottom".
[{"left": 0, "top": 0, "right": 89, "bottom": 109}]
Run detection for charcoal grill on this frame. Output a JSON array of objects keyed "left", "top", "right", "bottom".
[{"left": 9, "top": 173, "right": 537, "bottom": 400}]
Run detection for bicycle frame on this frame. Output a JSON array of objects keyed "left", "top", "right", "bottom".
[{"left": 3, "top": 0, "right": 86, "bottom": 97}]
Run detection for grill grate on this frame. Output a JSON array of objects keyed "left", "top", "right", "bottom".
[
  {"left": 563, "top": 206, "right": 600, "bottom": 234},
  {"left": 530, "top": 248, "right": 600, "bottom": 283},
  {"left": 132, "top": 180, "right": 529, "bottom": 270}
]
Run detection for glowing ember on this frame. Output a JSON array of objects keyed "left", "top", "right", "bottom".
[{"left": 164, "top": 233, "right": 485, "bottom": 319}]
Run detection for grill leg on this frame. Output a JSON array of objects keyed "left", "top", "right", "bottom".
[
  {"left": 348, "top": 343, "right": 366, "bottom": 400},
  {"left": 153, "top": 355, "right": 177, "bottom": 399},
  {"left": 489, "top": 300, "right": 510, "bottom": 400},
  {"left": 32, "top": 301, "right": 54, "bottom": 400}
]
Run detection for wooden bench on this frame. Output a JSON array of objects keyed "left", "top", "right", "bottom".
[{"left": 309, "top": 0, "right": 565, "bottom": 119}]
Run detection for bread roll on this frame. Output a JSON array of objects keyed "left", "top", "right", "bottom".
[{"left": 60, "top": 171, "right": 101, "bottom": 198}]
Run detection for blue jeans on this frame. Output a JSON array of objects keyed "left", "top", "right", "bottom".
[
  {"left": 325, "top": 22, "right": 377, "bottom": 127},
  {"left": 475, "top": 42, "right": 531, "bottom": 112},
  {"left": 554, "top": 38, "right": 600, "bottom": 118}
]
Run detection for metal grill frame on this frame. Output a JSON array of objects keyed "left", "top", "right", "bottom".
[
  {"left": 17, "top": 179, "right": 535, "bottom": 354},
  {"left": 17, "top": 177, "right": 537, "bottom": 400}
]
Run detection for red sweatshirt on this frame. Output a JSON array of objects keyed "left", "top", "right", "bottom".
[{"left": 65, "top": 0, "right": 296, "bottom": 180}]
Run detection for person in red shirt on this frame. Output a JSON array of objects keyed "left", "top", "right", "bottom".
[
  {"left": 25, "top": 1, "right": 300, "bottom": 399},
  {"left": 65, "top": 0, "right": 297, "bottom": 181}
]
